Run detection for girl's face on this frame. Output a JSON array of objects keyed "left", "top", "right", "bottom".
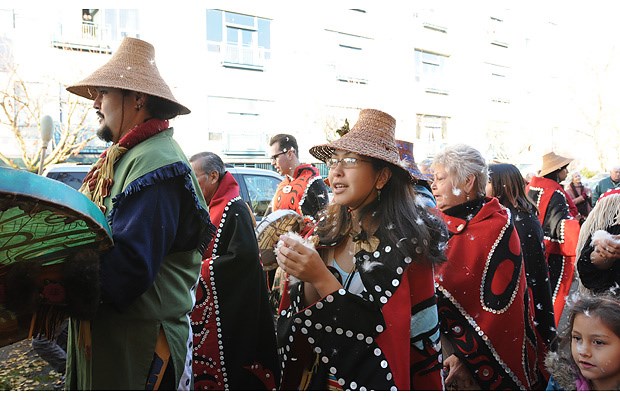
[
  {"left": 571, "top": 313, "right": 620, "bottom": 390},
  {"left": 327, "top": 150, "right": 390, "bottom": 212},
  {"left": 431, "top": 164, "right": 468, "bottom": 211}
]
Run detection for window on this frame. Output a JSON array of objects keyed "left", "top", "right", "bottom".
[
  {"left": 240, "top": 174, "right": 280, "bottom": 217},
  {"left": 206, "top": 10, "right": 271, "bottom": 70},
  {"left": 416, "top": 114, "right": 448, "bottom": 141},
  {"left": 52, "top": 9, "right": 138, "bottom": 53},
  {"left": 487, "top": 63, "right": 510, "bottom": 104},
  {"left": 104, "top": 9, "right": 140, "bottom": 40},
  {"left": 327, "top": 31, "right": 370, "bottom": 84},
  {"left": 415, "top": 50, "right": 449, "bottom": 94},
  {"left": 414, "top": 8, "right": 448, "bottom": 33},
  {"left": 0, "top": 35, "right": 13, "bottom": 72},
  {"left": 207, "top": 96, "right": 270, "bottom": 156},
  {"left": 489, "top": 16, "right": 508, "bottom": 48}
]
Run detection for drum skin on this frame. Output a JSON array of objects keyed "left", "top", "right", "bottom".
[
  {"left": 0, "top": 167, "right": 113, "bottom": 345},
  {"left": 255, "top": 209, "right": 303, "bottom": 270}
]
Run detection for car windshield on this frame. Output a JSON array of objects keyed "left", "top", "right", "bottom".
[{"left": 44, "top": 171, "right": 87, "bottom": 190}]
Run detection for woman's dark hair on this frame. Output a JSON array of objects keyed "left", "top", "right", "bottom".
[
  {"left": 316, "top": 158, "right": 447, "bottom": 264},
  {"left": 488, "top": 163, "right": 537, "bottom": 214}
]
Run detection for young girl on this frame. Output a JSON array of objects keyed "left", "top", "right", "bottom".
[{"left": 546, "top": 293, "right": 620, "bottom": 390}]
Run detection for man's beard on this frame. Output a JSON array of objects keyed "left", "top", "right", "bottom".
[{"left": 96, "top": 124, "right": 113, "bottom": 142}]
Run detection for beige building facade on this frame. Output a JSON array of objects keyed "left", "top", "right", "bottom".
[{"left": 0, "top": 2, "right": 604, "bottom": 172}]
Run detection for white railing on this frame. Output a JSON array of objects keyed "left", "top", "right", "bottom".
[
  {"left": 52, "top": 22, "right": 112, "bottom": 51},
  {"left": 208, "top": 42, "right": 270, "bottom": 69}
]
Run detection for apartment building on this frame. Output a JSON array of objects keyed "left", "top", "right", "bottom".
[{"left": 0, "top": 3, "right": 574, "bottom": 169}]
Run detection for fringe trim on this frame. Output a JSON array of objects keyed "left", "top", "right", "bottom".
[
  {"left": 107, "top": 161, "right": 216, "bottom": 254},
  {"left": 28, "top": 304, "right": 67, "bottom": 340},
  {"left": 576, "top": 192, "right": 620, "bottom": 256}
]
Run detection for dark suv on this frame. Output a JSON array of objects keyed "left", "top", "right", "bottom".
[{"left": 42, "top": 163, "right": 282, "bottom": 222}]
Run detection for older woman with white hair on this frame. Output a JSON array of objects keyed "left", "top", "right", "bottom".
[{"left": 431, "top": 144, "right": 545, "bottom": 390}]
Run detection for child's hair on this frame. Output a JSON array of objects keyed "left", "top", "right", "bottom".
[{"left": 566, "top": 292, "right": 620, "bottom": 339}]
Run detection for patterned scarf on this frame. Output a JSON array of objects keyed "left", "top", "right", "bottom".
[{"left": 80, "top": 119, "right": 169, "bottom": 211}]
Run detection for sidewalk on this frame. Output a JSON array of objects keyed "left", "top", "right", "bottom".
[{"left": 0, "top": 338, "right": 61, "bottom": 391}]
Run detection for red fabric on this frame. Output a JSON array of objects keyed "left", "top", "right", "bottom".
[
  {"left": 101, "top": 118, "right": 168, "bottom": 157},
  {"left": 277, "top": 228, "right": 443, "bottom": 390},
  {"left": 272, "top": 164, "right": 320, "bottom": 215},
  {"left": 203, "top": 172, "right": 240, "bottom": 256},
  {"left": 407, "top": 259, "right": 443, "bottom": 390},
  {"left": 373, "top": 267, "right": 412, "bottom": 390},
  {"left": 435, "top": 197, "right": 541, "bottom": 389},
  {"left": 527, "top": 176, "right": 580, "bottom": 325},
  {"left": 601, "top": 187, "right": 620, "bottom": 199},
  {"left": 83, "top": 119, "right": 169, "bottom": 191},
  {"left": 373, "top": 260, "right": 441, "bottom": 390},
  {"left": 528, "top": 176, "right": 581, "bottom": 257}
]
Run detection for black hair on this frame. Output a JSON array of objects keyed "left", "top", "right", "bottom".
[
  {"left": 269, "top": 134, "right": 299, "bottom": 155},
  {"left": 118, "top": 89, "right": 182, "bottom": 120},
  {"left": 316, "top": 158, "right": 447, "bottom": 265},
  {"left": 543, "top": 164, "right": 569, "bottom": 183},
  {"left": 488, "top": 163, "right": 537, "bottom": 214}
]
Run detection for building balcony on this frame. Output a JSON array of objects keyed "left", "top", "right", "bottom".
[
  {"left": 207, "top": 42, "right": 270, "bottom": 71},
  {"left": 51, "top": 22, "right": 113, "bottom": 53}
]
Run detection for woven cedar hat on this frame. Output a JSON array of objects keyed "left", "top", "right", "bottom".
[
  {"left": 66, "top": 37, "right": 190, "bottom": 115},
  {"left": 395, "top": 139, "right": 432, "bottom": 182},
  {"left": 539, "top": 151, "right": 573, "bottom": 177},
  {"left": 309, "top": 109, "right": 412, "bottom": 181}
]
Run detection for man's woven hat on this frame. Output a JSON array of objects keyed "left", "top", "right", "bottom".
[
  {"left": 395, "top": 139, "right": 432, "bottom": 182},
  {"left": 310, "top": 109, "right": 412, "bottom": 180},
  {"left": 66, "top": 37, "right": 190, "bottom": 115},
  {"left": 539, "top": 151, "right": 573, "bottom": 177}
]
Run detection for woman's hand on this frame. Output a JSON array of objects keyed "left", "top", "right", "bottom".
[
  {"left": 276, "top": 234, "right": 341, "bottom": 298},
  {"left": 592, "top": 235, "right": 620, "bottom": 268},
  {"left": 443, "top": 354, "right": 478, "bottom": 390}
]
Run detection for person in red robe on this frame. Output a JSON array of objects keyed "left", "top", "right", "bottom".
[
  {"left": 431, "top": 144, "right": 545, "bottom": 390},
  {"left": 275, "top": 109, "right": 447, "bottom": 390},
  {"left": 189, "top": 152, "right": 280, "bottom": 390},
  {"left": 526, "top": 152, "right": 581, "bottom": 326}
]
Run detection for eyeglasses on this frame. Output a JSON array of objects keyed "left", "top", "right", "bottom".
[
  {"left": 326, "top": 157, "right": 371, "bottom": 169},
  {"left": 270, "top": 149, "right": 289, "bottom": 161}
]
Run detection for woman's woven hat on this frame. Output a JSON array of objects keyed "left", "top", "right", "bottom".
[
  {"left": 310, "top": 109, "right": 412, "bottom": 180},
  {"left": 395, "top": 139, "right": 432, "bottom": 182},
  {"left": 66, "top": 37, "right": 190, "bottom": 115},
  {"left": 539, "top": 151, "right": 573, "bottom": 177}
]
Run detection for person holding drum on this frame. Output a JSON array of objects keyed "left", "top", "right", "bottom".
[
  {"left": 64, "top": 37, "right": 216, "bottom": 390},
  {"left": 274, "top": 109, "right": 448, "bottom": 390},
  {"left": 188, "top": 152, "right": 280, "bottom": 390},
  {"left": 266, "top": 133, "right": 330, "bottom": 311}
]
